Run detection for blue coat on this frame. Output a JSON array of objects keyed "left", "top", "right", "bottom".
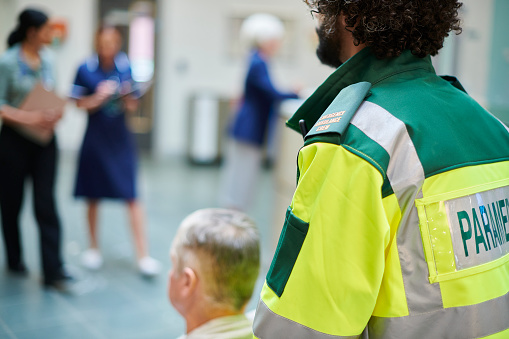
[{"left": 230, "top": 51, "right": 298, "bottom": 146}]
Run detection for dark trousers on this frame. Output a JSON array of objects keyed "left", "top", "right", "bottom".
[{"left": 0, "top": 125, "right": 63, "bottom": 281}]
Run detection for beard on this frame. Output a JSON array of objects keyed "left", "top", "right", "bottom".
[{"left": 315, "top": 24, "right": 343, "bottom": 68}]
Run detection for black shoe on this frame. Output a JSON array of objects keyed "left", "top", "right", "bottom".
[
  {"left": 44, "top": 272, "right": 75, "bottom": 294},
  {"left": 8, "top": 262, "right": 28, "bottom": 276}
]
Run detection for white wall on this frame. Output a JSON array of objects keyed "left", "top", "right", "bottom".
[
  {"left": 433, "top": 0, "right": 494, "bottom": 107},
  {"left": 154, "top": 0, "right": 333, "bottom": 157},
  {"left": 0, "top": 0, "right": 17, "bottom": 54},
  {"left": 455, "top": 0, "right": 494, "bottom": 106}
]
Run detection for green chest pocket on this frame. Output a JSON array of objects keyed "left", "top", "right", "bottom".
[{"left": 266, "top": 207, "right": 309, "bottom": 297}]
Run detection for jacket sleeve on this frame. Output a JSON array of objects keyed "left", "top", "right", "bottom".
[
  {"left": 69, "top": 65, "right": 91, "bottom": 100},
  {"left": 248, "top": 60, "right": 298, "bottom": 101},
  {"left": 254, "top": 142, "right": 390, "bottom": 338}
]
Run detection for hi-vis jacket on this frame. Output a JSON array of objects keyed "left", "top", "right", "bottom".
[{"left": 253, "top": 48, "right": 509, "bottom": 338}]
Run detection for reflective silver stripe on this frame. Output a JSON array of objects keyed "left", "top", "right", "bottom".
[
  {"left": 351, "top": 101, "right": 443, "bottom": 314},
  {"left": 253, "top": 299, "right": 361, "bottom": 339},
  {"left": 368, "top": 291, "right": 509, "bottom": 339}
]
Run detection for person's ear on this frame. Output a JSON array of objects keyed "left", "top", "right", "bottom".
[
  {"left": 181, "top": 267, "right": 198, "bottom": 297},
  {"left": 337, "top": 12, "right": 348, "bottom": 31}
]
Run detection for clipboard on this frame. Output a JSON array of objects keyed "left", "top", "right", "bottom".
[
  {"left": 112, "top": 80, "right": 153, "bottom": 100},
  {"left": 16, "top": 82, "right": 67, "bottom": 145}
]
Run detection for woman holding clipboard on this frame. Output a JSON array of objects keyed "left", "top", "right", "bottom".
[{"left": 0, "top": 8, "right": 70, "bottom": 290}]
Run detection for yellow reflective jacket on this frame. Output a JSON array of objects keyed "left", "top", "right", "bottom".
[{"left": 254, "top": 48, "right": 509, "bottom": 339}]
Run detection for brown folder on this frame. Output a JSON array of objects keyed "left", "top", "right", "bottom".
[{"left": 17, "top": 82, "right": 67, "bottom": 145}]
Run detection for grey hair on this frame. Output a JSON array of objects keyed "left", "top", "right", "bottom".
[
  {"left": 240, "top": 13, "right": 285, "bottom": 49},
  {"left": 171, "top": 208, "right": 260, "bottom": 311}
]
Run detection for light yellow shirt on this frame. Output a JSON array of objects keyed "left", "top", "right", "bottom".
[{"left": 177, "top": 313, "right": 253, "bottom": 339}]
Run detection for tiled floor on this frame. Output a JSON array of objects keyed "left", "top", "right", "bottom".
[{"left": 0, "top": 152, "right": 280, "bottom": 339}]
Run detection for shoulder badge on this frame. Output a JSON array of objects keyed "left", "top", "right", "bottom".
[{"left": 305, "top": 81, "right": 372, "bottom": 140}]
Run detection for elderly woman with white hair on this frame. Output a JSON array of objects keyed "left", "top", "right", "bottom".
[{"left": 220, "top": 13, "right": 299, "bottom": 212}]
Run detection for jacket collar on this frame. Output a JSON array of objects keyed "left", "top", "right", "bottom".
[{"left": 287, "top": 48, "right": 436, "bottom": 133}]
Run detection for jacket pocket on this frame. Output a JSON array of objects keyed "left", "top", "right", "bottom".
[
  {"left": 266, "top": 207, "right": 309, "bottom": 297},
  {"left": 416, "top": 180, "right": 509, "bottom": 283}
]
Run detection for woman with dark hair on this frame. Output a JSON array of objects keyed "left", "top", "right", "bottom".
[
  {"left": 69, "top": 26, "right": 160, "bottom": 276},
  {"left": 0, "top": 8, "right": 70, "bottom": 289}
]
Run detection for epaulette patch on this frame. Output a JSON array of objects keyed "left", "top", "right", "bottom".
[{"left": 305, "top": 81, "right": 372, "bottom": 140}]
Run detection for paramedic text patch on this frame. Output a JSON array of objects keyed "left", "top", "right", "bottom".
[{"left": 445, "top": 185, "right": 509, "bottom": 270}]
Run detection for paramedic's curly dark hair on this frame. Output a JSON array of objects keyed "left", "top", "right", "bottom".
[{"left": 305, "top": 0, "right": 462, "bottom": 59}]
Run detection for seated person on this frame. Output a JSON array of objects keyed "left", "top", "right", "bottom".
[{"left": 169, "top": 208, "right": 260, "bottom": 339}]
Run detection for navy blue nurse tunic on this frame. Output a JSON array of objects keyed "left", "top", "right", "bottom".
[
  {"left": 230, "top": 50, "right": 299, "bottom": 146},
  {"left": 70, "top": 53, "right": 137, "bottom": 200}
]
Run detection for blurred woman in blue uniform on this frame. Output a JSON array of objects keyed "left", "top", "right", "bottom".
[
  {"left": 220, "top": 14, "right": 299, "bottom": 211},
  {"left": 70, "top": 26, "right": 159, "bottom": 276}
]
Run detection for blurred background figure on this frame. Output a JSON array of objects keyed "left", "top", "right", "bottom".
[
  {"left": 219, "top": 13, "right": 299, "bottom": 212},
  {"left": 0, "top": 8, "right": 71, "bottom": 290},
  {"left": 69, "top": 25, "right": 160, "bottom": 277},
  {"left": 169, "top": 208, "right": 260, "bottom": 339}
]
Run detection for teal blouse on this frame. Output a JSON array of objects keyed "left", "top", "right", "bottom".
[{"left": 0, "top": 43, "right": 55, "bottom": 109}]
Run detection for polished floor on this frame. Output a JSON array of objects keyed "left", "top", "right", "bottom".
[{"left": 0, "top": 152, "right": 280, "bottom": 339}]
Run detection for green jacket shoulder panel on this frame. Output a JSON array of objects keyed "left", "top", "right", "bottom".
[
  {"left": 301, "top": 82, "right": 395, "bottom": 197},
  {"left": 304, "top": 81, "right": 372, "bottom": 140},
  {"left": 367, "top": 73, "right": 509, "bottom": 179}
]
